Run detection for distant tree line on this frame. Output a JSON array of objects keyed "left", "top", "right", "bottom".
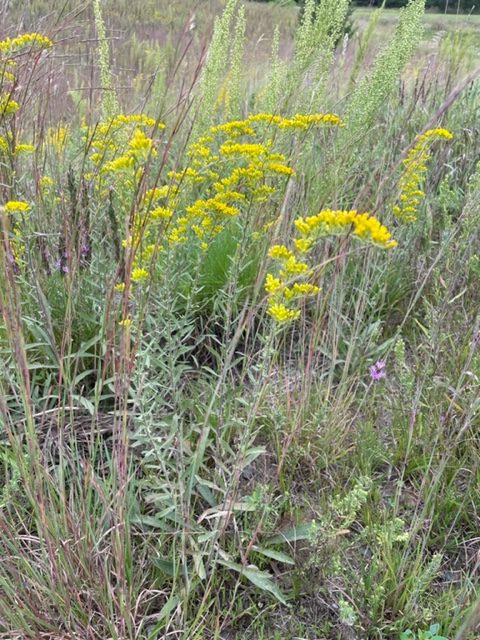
[
  {"left": 351, "top": 0, "right": 477, "bottom": 11},
  {"left": 253, "top": 0, "right": 478, "bottom": 13}
]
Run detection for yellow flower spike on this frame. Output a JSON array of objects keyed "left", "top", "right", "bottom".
[
  {"left": 128, "top": 128, "right": 154, "bottom": 153},
  {"left": 267, "top": 162, "right": 296, "bottom": 176},
  {"left": 265, "top": 204, "right": 396, "bottom": 323},
  {"left": 291, "top": 283, "right": 321, "bottom": 297},
  {"left": 281, "top": 256, "right": 310, "bottom": 276},
  {"left": 114, "top": 282, "right": 126, "bottom": 292},
  {"left": 0, "top": 71, "right": 16, "bottom": 83},
  {"left": 419, "top": 128, "right": 453, "bottom": 141},
  {"left": 219, "top": 142, "right": 267, "bottom": 158},
  {"left": 90, "top": 152, "right": 103, "bottom": 164},
  {"left": 119, "top": 317, "right": 133, "bottom": 328},
  {"left": 15, "top": 144, "right": 35, "bottom": 154},
  {"left": 211, "top": 121, "right": 255, "bottom": 137},
  {"left": 293, "top": 209, "right": 397, "bottom": 249},
  {"left": 394, "top": 127, "right": 453, "bottom": 223}
]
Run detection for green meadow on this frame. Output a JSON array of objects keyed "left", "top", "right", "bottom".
[{"left": 0, "top": 1, "right": 479, "bottom": 639}]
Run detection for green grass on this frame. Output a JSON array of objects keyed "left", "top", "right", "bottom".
[{"left": 0, "top": 1, "right": 479, "bottom": 639}]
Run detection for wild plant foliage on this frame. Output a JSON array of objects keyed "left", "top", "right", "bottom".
[{"left": 0, "top": 2, "right": 479, "bottom": 639}]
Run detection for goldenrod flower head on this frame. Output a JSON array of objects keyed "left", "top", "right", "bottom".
[
  {"left": 245, "top": 112, "right": 343, "bottom": 130},
  {"left": 111, "top": 114, "right": 159, "bottom": 129},
  {"left": 281, "top": 256, "right": 310, "bottom": 276},
  {"left": 150, "top": 206, "right": 173, "bottom": 220},
  {"left": 211, "top": 121, "right": 255, "bottom": 137},
  {"left": 267, "top": 162, "right": 296, "bottom": 176},
  {"left": 102, "top": 155, "right": 135, "bottom": 173},
  {"left": 15, "top": 143, "right": 35, "bottom": 154},
  {"left": 393, "top": 127, "right": 453, "bottom": 223},
  {"left": 267, "top": 302, "right": 301, "bottom": 323},
  {"left": 129, "top": 128, "right": 154, "bottom": 153},
  {"left": 90, "top": 152, "right": 103, "bottom": 164},
  {"left": 268, "top": 245, "right": 294, "bottom": 261},
  {"left": 39, "top": 176, "right": 54, "bottom": 189},
  {"left": 294, "top": 209, "right": 397, "bottom": 249},
  {"left": 0, "top": 136, "right": 8, "bottom": 153},
  {"left": 293, "top": 238, "right": 313, "bottom": 253},
  {"left": 279, "top": 113, "right": 343, "bottom": 130},
  {"left": 265, "top": 273, "right": 283, "bottom": 295},
  {"left": 0, "top": 33, "right": 53, "bottom": 56},
  {"left": 0, "top": 70, "right": 16, "bottom": 83},
  {"left": 0, "top": 97, "right": 19, "bottom": 116},
  {"left": 247, "top": 113, "right": 283, "bottom": 126},
  {"left": 219, "top": 142, "right": 268, "bottom": 158},
  {"left": 418, "top": 128, "right": 453, "bottom": 142},
  {"left": 131, "top": 267, "right": 149, "bottom": 282},
  {"left": 4, "top": 200, "right": 31, "bottom": 214},
  {"left": 265, "top": 203, "right": 396, "bottom": 324},
  {"left": 290, "top": 282, "right": 320, "bottom": 297},
  {"left": 142, "top": 186, "right": 170, "bottom": 206}
]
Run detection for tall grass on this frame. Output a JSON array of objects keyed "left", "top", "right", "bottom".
[{"left": 0, "top": 2, "right": 479, "bottom": 639}]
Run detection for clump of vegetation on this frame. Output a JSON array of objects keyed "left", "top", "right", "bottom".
[{"left": 0, "top": 1, "right": 479, "bottom": 639}]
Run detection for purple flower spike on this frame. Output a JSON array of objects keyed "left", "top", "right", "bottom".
[{"left": 369, "top": 360, "right": 386, "bottom": 382}]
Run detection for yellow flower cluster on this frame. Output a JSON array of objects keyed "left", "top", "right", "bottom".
[
  {"left": 0, "top": 134, "right": 35, "bottom": 156},
  {"left": 393, "top": 127, "right": 453, "bottom": 223},
  {"left": 209, "top": 112, "right": 343, "bottom": 139},
  {"left": 0, "top": 33, "right": 53, "bottom": 56},
  {"left": 86, "top": 113, "right": 163, "bottom": 175},
  {"left": 127, "top": 185, "right": 179, "bottom": 282},
  {"left": 0, "top": 96, "right": 19, "bottom": 118},
  {"left": 91, "top": 111, "right": 342, "bottom": 303},
  {"left": 3, "top": 200, "right": 31, "bottom": 214},
  {"left": 47, "top": 126, "right": 69, "bottom": 151},
  {"left": 294, "top": 209, "right": 397, "bottom": 249},
  {"left": 265, "top": 209, "right": 397, "bottom": 323},
  {"left": 265, "top": 244, "right": 318, "bottom": 323},
  {"left": 0, "top": 35, "right": 52, "bottom": 276},
  {"left": 83, "top": 114, "right": 169, "bottom": 294},
  {"left": 0, "top": 34, "right": 53, "bottom": 124},
  {"left": 247, "top": 113, "right": 343, "bottom": 130},
  {"left": 166, "top": 111, "right": 341, "bottom": 248}
]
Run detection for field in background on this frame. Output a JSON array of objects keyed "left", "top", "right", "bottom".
[{"left": 4, "top": 1, "right": 479, "bottom": 120}]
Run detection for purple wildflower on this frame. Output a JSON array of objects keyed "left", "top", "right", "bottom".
[
  {"left": 369, "top": 360, "right": 386, "bottom": 382},
  {"left": 80, "top": 242, "right": 91, "bottom": 257},
  {"left": 55, "top": 259, "right": 69, "bottom": 273}
]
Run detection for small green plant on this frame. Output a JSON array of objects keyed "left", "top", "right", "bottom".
[{"left": 400, "top": 623, "right": 448, "bottom": 640}]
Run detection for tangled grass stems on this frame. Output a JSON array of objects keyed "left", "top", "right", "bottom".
[{"left": 0, "top": 4, "right": 479, "bottom": 638}]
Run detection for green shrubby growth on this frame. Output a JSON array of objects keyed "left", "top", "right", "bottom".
[{"left": 0, "top": 2, "right": 479, "bottom": 639}]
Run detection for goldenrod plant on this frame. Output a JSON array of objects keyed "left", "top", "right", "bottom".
[{"left": 0, "top": 2, "right": 479, "bottom": 638}]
